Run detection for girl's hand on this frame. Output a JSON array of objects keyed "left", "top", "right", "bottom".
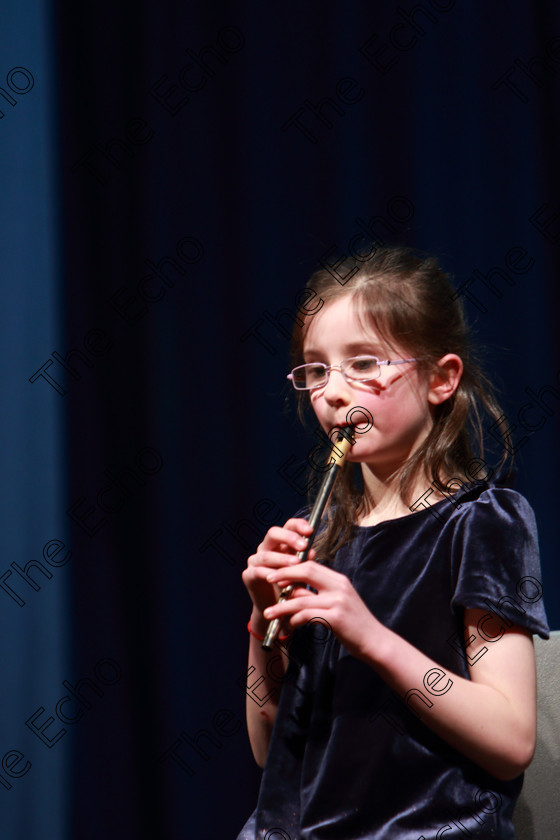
[
  {"left": 241, "top": 518, "right": 316, "bottom": 621},
  {"left": 263, "top": 560, "right": 383, "bottom": 661}
]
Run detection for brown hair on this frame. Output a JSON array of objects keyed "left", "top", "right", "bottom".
[{"left": 290, "top": 246, "right": 509, "bottom": 561}]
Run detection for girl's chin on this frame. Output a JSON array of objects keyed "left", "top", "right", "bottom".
[
  {"left": 346, "top": 448, "right": 381, "bottom": 465},
  {"left": 348, "top": 448, "right": 404, "bottom": 470}
]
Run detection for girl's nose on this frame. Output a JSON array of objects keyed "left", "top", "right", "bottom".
[{"left": 322, "top": 368, "right": 352, "bottom": 403}]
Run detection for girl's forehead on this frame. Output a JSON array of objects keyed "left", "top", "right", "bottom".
[
  {"left": 303, "top": 295, "right": 395, "bottom": 353},
  {"left": 305, "top": 296, "right": 363, "bottom": 338}
]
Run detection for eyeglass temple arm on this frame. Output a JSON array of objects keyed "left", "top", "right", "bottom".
[{"left": 381, "top": 358, "right": 417, "bottom": 366}]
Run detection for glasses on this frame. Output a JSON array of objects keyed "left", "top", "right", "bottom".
[{"left": 287, "top": 355, "right": 418, "bottom": 390}]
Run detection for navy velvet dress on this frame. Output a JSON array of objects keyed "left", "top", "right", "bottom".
[{"left": 237, "top": 476, "right": 550, "bottom": 840}]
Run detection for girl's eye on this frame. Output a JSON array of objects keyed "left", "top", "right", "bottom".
[
  {"left": 349, "top": 357, "right": 377, "bottom": 374},
  {"left": 308, "top": 365, "right": 326, "bottom": 382}
]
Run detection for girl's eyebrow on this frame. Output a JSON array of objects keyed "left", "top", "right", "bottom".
[
  {"left": 345, "top": 341, "right": 384, "bottom": 354},
  {"left": 304, "top": 341, "right": 385, "bottom": 359}
]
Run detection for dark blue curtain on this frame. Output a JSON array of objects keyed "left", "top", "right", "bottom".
[
  {"left": 0, "top": 3, "right": 70, "bottom": 837},
  {"left": 2, "top": 1, "right": 559, "bottom": 838}
]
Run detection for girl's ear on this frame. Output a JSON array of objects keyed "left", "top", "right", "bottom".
[{"left": 427, "top": 354, "right": 463, "bottom": 405}]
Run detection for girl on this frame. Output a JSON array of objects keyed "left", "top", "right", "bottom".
[{"left": 237, "top": 246, "right": 549, "bottom": 840}]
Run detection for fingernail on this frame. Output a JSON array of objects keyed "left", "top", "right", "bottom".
[{"left": 297, "top": 538, "right": 308, "bottom": 548}]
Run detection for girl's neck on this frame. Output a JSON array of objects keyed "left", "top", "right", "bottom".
[{"left": 356, "top": 464, "right": 446, "bottom": 527}]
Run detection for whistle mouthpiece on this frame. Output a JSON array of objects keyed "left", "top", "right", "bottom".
[{"left": 334, "top": 423, "right": 355, "bottom": 440}]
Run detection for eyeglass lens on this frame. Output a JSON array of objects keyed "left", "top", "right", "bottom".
[{"left": 293, "top": 357, "right": 380, "bottom": 389}]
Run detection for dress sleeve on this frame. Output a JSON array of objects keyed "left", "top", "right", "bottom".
[{"left": 450, "top": 487, "right": 550, "bottom": 639}]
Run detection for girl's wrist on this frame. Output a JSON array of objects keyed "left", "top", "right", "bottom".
[
  {"left": 248, "top": 609, "right": 291, "bottom": 642},
  {"left": 356, "top": 616, "right": 395, "bottom": 670},
  {"left": 249, "top": 608, "right": 270, "bottom": 637}
]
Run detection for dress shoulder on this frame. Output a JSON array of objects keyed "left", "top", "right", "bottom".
[{"left": 450, "top": 484, "right": 549, "bottom": 639}]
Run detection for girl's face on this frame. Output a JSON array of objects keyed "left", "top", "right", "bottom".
[{"left": 302, "top": 295, "right": 444, "bottom": 478}]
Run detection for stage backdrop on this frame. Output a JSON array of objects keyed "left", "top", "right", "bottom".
[{"left": 1, "top": 1, "right": 559, "bottom": 838}]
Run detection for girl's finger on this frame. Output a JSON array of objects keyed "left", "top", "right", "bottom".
[
  {"left": 251, "top": 550, "right": 304, "bottom": 569},
  {"left": 260, "top": 526, "right": 311, "bottom": 554},
  {"left": 263, "top": 594, "right": 323, "bottom": 620},
  {"left": 266, "top": 560, "right": 329, "bottom": 586}
]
